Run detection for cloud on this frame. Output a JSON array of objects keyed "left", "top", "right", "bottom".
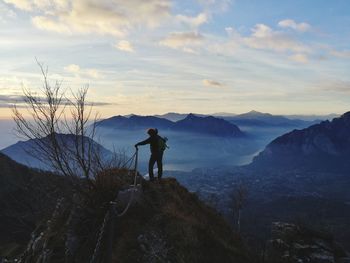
[
  {"left": 115, "top": 40, "right": 134, "bottom": 52},
  {"left": 243, "top": 24, "right": 310, "bottom": 53},
  {"left": 202, "top": 79, "right": 224, "bottom": 87},
  {"left": 317, "top": 80, "right": 350, "bottom": 94},
  {"left": 0, "top": 94, "right": 24, "bottom": 103},
  {"left": 330, "top": 49, "right": 350, "bottom": 59},
  {"left": 0, "top": 94, "right": 115, "bottom": 108},
  {"left": 64, "top": 64, "right": 80, "bottom": 74},
  {"left": 3, "top": 0, "right": 33, "bottom": 11},
  {"left": 32, "top": 16, "right": 71, "bottom": 34},
  {"left": 0, "top": 2, "right": 17, "bottom": 23},
  {"left": 225, "top": 23, "right": 312, "bottom": 55},
  {"left": 159, "top": 31, "right": 204, "bottom": 53},
  {"left": 64, "top": 64, "right": 101, "bottom": 79},
  {"left": 197, "top": 0, "right": 232, "bottom": 12},
  {"left": 278, "top": 19, "right": 311, "bottom": 32},
  {"left": 176, "top": 12, "right": 209, "bottom": 28},
  {"left": 6, "top": 0, "right": 171, "bottom": 37},
  {"left": 85, "top": 69, "right": 101, "bottom": 79},
  {"left": 289, "top": 53, "right": 308, "bottom": 63}
]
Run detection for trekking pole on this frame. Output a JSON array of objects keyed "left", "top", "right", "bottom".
[{"left": 134, "top": 147, "right": 138, "bottom": 185}]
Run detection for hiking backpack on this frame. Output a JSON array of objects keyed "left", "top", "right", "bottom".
[{"left": 158, "top": 136, "right": 169, "bottom": 152}]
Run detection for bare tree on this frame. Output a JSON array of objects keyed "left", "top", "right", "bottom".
[
  {"left": 229, "top": 183, "right": 248, "bottom": 233},
  {"left": 12, "top": 61, "right": 109, "bottom": 186}
]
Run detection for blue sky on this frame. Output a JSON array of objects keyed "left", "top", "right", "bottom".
[{"left": 0, "top": 0, "right": 349, "bottom": 118}]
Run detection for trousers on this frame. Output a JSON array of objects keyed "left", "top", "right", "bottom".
[{"left": 149, "top": 151, "right": 163, "bottom": 179}]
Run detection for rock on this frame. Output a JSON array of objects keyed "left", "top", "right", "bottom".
[{"left": 117, "top": 184, "right": 142, "bottom": 207}]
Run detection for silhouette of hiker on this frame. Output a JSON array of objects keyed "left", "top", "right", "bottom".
[{"left": 135, "top": 128, "right": 165, "bottom": 182}]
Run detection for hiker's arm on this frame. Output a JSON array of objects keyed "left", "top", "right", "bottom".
[{"left": 135, "top": 137, "right": 151, "bottom": 147}]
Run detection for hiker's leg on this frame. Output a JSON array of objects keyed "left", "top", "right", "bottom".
[
  {"left": 148, "top": 154, "right": 156, "bottom": 181},
  {"left": 157, "top": 152, "right": 163, "bottom": 179}
]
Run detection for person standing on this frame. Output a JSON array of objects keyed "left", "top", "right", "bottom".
[{"left": 135, "top": 128, "right": 167, "bottom": 181}]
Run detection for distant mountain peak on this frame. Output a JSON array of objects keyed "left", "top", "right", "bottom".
[
  {"left": 248, "top": 110, "right": 262, "bottom": 114},
  {"left": 175, "top": 114, "right": 244, "bottom": 137},
  {"left": 341, "top": 111, "right": 350, "bottom": 120},
  {"left": 245, "top": 110, "right": 272, "bottom": 117},
  {"left": 185, "top": 113, "right": 198, "bottom": 119}
]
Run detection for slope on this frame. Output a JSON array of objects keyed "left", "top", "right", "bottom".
[
  {"left": 0, "top": 153, "right": 71, "bottom": 258},
  {"left": 1, "top": 162, "right": 251, "bottom": 262},
  {"left": 251, "top": 111, "right": 350, "bottom": 172},
  {"left": 1, "top": 133, "right": 113, "bottom": 171}
]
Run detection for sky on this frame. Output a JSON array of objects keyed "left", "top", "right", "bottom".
[{"left": 0, "top": 0, "right": 349, "bottom": 118}]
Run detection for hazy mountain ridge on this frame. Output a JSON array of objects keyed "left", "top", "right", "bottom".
[
  {"left": 1, "top": 133, "right": 113, "bottom": 171},
  {"left": 98, "top": 115, "right": 174, "bottom": 129},
  {"left": 173, "top": 113, "right": 244, "bottom": 137},
  {"left": 138, "top": 110, "right": 334, "bottom": 128},
  {"left": 251, "top": 111, "right": 350, "bottom": 172},
  {"left": 222, "top": 110, "right": 317, "bottom": 128},
  {"left": 166, "top": 111, "right": 350, "bottom": 252}
]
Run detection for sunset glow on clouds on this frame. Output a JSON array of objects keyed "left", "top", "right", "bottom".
[{"left": 0, "top": 0, "right": 349, "bottom": 117}]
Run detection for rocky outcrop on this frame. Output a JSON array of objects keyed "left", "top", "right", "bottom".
[
  {"left": 266, "top": 222, "right": 349, "bottom": 263},
  {"left": 1, "top": 165, "right": 251, "bottom": 263}
]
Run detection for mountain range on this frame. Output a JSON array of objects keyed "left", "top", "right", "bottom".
[
  {"left": 139, "top": 110, "right": 337, "bottom": 128},
  {"left": 222, "top": 110, "right": 317, "bottom": 127},
  {"left": 1, "top": 110, "right": 350, "bottom": 259},
  {"left": 169, "top": 111, "right": 350, "bottom": 251},
  {"left": 251, "top": 111, "right": 350, "bottom": 172},
  {"left": 96, "top": 113, "right": 244, "bottom": 137}
]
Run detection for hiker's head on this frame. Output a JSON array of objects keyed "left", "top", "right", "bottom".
[{"left": 147, "top": 128, "right": 157, "bottom": 136}]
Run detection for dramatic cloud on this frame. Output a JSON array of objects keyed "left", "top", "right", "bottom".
[
  {"left": 202, "top": 79, "right": 224, "bottom": 87},
  {"left": 159, "top": 31, "right": 204, "bottom": 53},
  {"left": 5, "top": 0, "right": 171, "bottom": 37},
  {"left": 115, "top": 40, "right": 134, "bottom": 52},
  {"left": 278, "top": 19, "right": 311, "bottom": 32}
]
